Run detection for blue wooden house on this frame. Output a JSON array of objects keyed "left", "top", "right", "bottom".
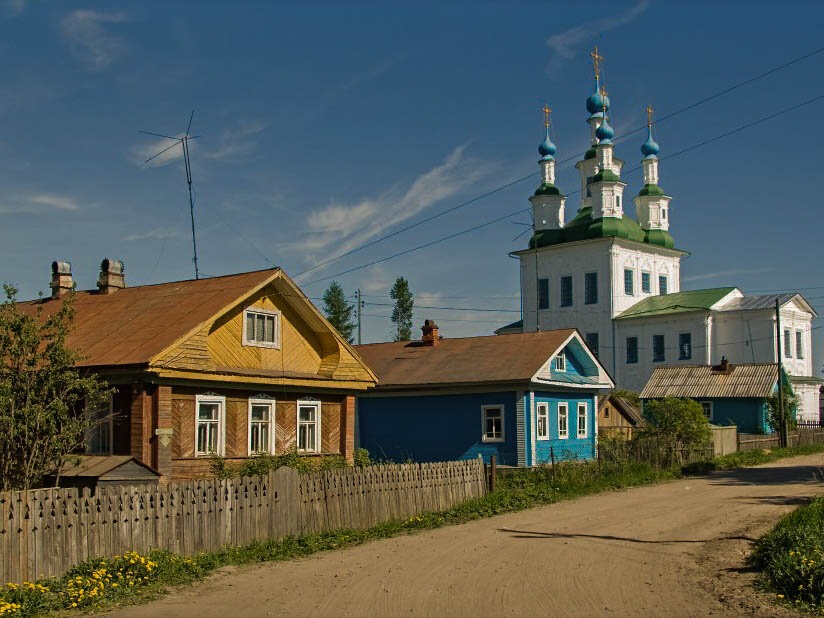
[
  {"left": 355, "top": 322, "right": 614, "bottom": 466},
  {"left": 639, "top": 359, "right": 793, "bottom": 434}
]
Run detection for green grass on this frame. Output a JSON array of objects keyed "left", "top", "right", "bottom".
[
  {"left": 682, "top": 442, "right": 824, "bottom": 475},
  {"left": 752, "top": 496, "right": 824, "bottom": 611}
]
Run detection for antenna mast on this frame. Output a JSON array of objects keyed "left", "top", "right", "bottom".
[{"left": 139, "top": 109, "right": 201, "bottom": 279}]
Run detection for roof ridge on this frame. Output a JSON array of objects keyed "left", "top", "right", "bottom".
[{"left": 354, "top": 327, "right": 576, "bottom": 348}]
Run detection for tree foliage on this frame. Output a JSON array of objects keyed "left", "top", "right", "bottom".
[
  {"left": 321, "top": 281, "right": 355, "bottom": 343},
  {"left": 390, "top": 276, "right": 414, "bottom": 341},
  {"left": 0, "top": 285, "right": 112, "bottom": 490},
  {"left": 637, "top": 397, "right": 712, "bottom": 456},
  {"left": 766, "top": 384, "right": 799, "bottom": 433}
]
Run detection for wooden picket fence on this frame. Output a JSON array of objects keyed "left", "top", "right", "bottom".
[
  {"left": 0, "top": 459, "right": 486, "bottom": 583},
  {"left": 737, "top": 426, "right": 824, "bottom": 451}
]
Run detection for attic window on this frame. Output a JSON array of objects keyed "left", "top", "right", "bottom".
[
  {"left": 553, "top": 352, "right": 566, "bottom": 372},
  {"left": 243, "top": 308, "right": 281, "bottom": 349}
]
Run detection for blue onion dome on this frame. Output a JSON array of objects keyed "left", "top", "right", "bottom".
[
  {"left": 585, "top": 78, "right": 610, "bottom": 115},
  {"left": 641, "top": 126, "right": 660, "bottom": 157},
  {"left": 595, "top": 116, "right": 614, "bottom": 143},
  {"left": 538, "top": 127, "right": 556, "bottom": 158}
]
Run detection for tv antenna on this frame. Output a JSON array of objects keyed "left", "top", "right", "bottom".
[{"left": 139, "top": 109, "right": 202, "bottom": 279}]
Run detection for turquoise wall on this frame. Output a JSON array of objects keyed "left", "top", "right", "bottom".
[
  {"left": 708, "top": 397, "right": 769, "bottom": 434},
  {"left": 531, "top": 391, "right": 597, "bottom": 464}
]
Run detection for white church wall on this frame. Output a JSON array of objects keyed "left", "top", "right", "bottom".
[
  {"left": 793, "top": 383, "right": 820, "bottom": 423},
  {"left": 711, "top": 311, "right": 774, "bottom": 367},
  {"left": 610, "top": 240, "right": 682, "bottom": 315}
]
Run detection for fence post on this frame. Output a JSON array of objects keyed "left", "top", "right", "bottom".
[{"left": 489, "top": 455, "right": 497, "bottom": 492}]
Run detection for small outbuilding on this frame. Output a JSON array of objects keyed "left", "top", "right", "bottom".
[
  {"left": 639, "top": 358, "right": 792, "bottom": 434},
  {"left": 598, "top": 394, "right": 644, "bottom": 438},
  {"left": 49, "top": 456, "right": 161, "bottom": 491}
]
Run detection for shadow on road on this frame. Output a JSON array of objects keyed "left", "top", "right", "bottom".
[
  {"left": 728, "top": 495, "right": 812, "bottom": 506},
  {"left": 707, "top": 465, "right": 824, "bottom": 487},
  {"left": 495, "top": 528, "right": 756, "bottom": 545}
]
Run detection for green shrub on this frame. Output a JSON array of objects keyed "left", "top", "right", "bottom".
[{"left": 353, "top": 448, "right": 371, "bottom": 467}]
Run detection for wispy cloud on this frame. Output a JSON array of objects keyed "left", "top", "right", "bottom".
[
  {"left": 60, "top": 10, "right": 129, "bottom": 70},
  {"left": 545, "top": 0, "right": 651, "bottom": 74},
  {"left": 0, "top": 192, "right": 80, "bottom": 213},
  {"left": 123, "top": 228, "right": 178, "bottom": 242},
  {"left": 293, "top": 145, "right": 487, "bottom": 270},
  {"left": 683, "top": 268, "right": 775, "bottom": 283},
  {"left": 204, "top": 120, "right": 266, "bottom": 162},
  {"left": 2, "top": 0, "right": 26, "bottom": 17},
  {"left": 129, "top": 134, "right": 189, "bottom": 168}
]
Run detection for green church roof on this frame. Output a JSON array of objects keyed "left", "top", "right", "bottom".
[
  {"left": 534, "top": 183, "right": 561, "bottom": 196},
  {"left": 639, "top": 183, "right": 665, "bottom": 196},
  {"left": 592, "top": 168, "right": 621, "bottom": 183},
  {"left": 584, "top": 148, "right": 597, "bottom": 160},
  {"left": 615, "top": 287, "right": 738, "bottom": 320}
]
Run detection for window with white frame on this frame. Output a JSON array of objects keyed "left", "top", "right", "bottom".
[
  {"left": 624, "top": 268, "right": 634, "bottom": 296},
  {"left": 297, "top": 400, "right": 321, "bottom": 453},
  {"left": 536, "top": 402, "right": 549, "bottom": 440},
  {"left": 641, "top": 271, "right": 651, "bottom": 294},
  {"left": 553, "top": 352, "right": 566, "bottom": 372},
  {"left": 784, "top": 328, "right": 792, "bottom": 358},
  {"left": 577, "top": 402, "right": 588, "bottom": 438},
  {"left": 699, "top": 401, "right": 713, "bottom": 421},
  {"left": 242, "top": 307, "right": 281, "bottom": 348},
  {"left": 482, "top": 405, "right": 504, "bottom": 442},
  {"left": 196, "top": 394, "right": 225, "bottom": 456},
  {"left": 558, "top": 403, "right": 568, "bottom": 439},
  {"left": 248, "top": 398, "right": 276, "bottom": 455},
  {"left": 86, "top": 395, "right": 113, "bottom": 455}
]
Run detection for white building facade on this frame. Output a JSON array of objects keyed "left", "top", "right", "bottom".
[{"left": 505, "top": 66, "right": 821, "bottom": 423}]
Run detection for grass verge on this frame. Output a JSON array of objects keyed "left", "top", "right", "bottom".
[
  {"left": 751, "top": 495, "right": 824, "bottom": 612},
  {"left": 682, "top": 442, "right": 824, "bottom": 475}
]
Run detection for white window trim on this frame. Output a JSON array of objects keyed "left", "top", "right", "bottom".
[
  {"left": 641, "top": 270, "right": 651, "bottom": 294},
  {"left": 554, "top": 352, "right": 567, "bottom": 372},
  {"left": 699, "top": 401, "right": 713, "bottom": 422},
  {"left": 577, "top": 402, "right": 588, "bottom": 438},
  {"left": 296, "top": 399, "right": 322, "bottom": 453},
  {"left": 248, "top": 398, "right": 276, "bottom": 455},
  {"left": 536, "top": 402, "right": 549, "bottom": 441},
  {"left": 624, "top": 268, "right": 635, "bottom": 296},
  {"left": 558, "top": 402, "right": 569, "bottom": 439},
  {"left": 796, "top": 329, "right": 804, "bottom": 359},
  {"left": 85, "top": 395, "right": 114, "bottom": 455},
  {"left": 481, "top": 404, "right": 505, "bottom": 443},
  {"left": 195, "top": 394, "right": 226, "bottom": 457},
  {"left": 242, "top": 307, "right": 282, "bottom": 349}
]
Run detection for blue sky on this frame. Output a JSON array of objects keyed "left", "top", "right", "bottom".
[{"left": 1, "top": 1, "right": 822, "bottom": 369}]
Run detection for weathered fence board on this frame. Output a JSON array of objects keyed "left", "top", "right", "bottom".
[{"left": 0, "top": 459, "right": 485, "bottom": 583}]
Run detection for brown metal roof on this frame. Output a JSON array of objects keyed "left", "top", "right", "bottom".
[
  {"left": 640, "top": 363, "right": 778, "bottom": 399},
  {"left": 355, "top": 329, "right": 576, "bottom": 388},
  {"left": 58, "top": 455, "right": 160, "bottom": 478},
  {"left": 17, "top": 269, "right": 277, "bottom": 367}
]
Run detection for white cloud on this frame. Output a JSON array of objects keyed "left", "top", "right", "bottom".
[
  {"left": 293, "top": 145, "right": 487, "bottom": 272},
  {"left": 0, "top": 192, "right": 80, "bottom": 213},
  {"left": 204, "top": 120, "right": 266, "bottom": 162},
  {"left": 683, "top": 268, "right": 775, "bottom": 283},
  {"left": 545, "top": 0, "right": 651, "bottom": 74},
  {"left": 129, "top": 134, "right": 188, "bottom": 167},
  {"left": 123, "top": 228, "right": 178, "bottom": 242},
  {"left": 60, "top": 10, "right": 129, "bottom": 70}
]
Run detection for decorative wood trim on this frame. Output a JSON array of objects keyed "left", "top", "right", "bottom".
[
  {"left": 296, "top": 399, "right": 321, "bottom": 453},
  {"left": 248, "top": 398, "right": 276, "bottom": 455},
  {"left": 195, "top": 393, "right": 226, "bottom": 456},
  {"left": 241, "top": 307, "right": 282, "bottom": 350}
]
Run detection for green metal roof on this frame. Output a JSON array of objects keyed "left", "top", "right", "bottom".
[{"left": 615, "top": 287, "right": 738, "bottom": 320}]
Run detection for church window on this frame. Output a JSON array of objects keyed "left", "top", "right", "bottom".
[
  {"left": 796, "top": 330, "right": 804, "bottom": 359},
  {"left": 662, "top": 207, "right": 667, "bottom": 220},
  {"left": 586, "top": 176, "right": 593, "bottom": 197},
  {"left": 626, "top": 337, "right": 638, "bottom": 364},
  {"left": 585, "top": 272, "right": 598, "bottom": 305},
  {"left": 679, "top": 333, "right": 692, "bottom": 360},
  {"left": 538, "top": 278, "right": 549, "bottom": 310},
  {"left": 615, "top": 195, "right": 621, "bottom": 210},
  {"left": 641, "top": 271, "right": 651, "bottom": 294},
  {"left": 624, "top": 269, "right": 634, "bottom": 296},
  {"left": 561, "top": 276, "right": 573, "bottom": 307},
  {"left": 585, "top": 332, "right": 599, "bottom": 358},
  {"left": 784, "top": 329, "right": 792, "bottom": 358},
  {"left": 659, "top": 275, "right": 668, "bottom": 296},
  {"left": 652, "top": 335, "right": 665, "bottom": 362}
]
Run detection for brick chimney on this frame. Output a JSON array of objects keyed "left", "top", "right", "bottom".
[
  {"left": 712, "top": 356, "right": 733, "bottom": 374},
  {"left": 50, "top": 261, "right": 73, "bottom": 299},
  {"left": 421, "top": 319, "right": 440, "bottom": 347},
  {"left": 97, "top": 258, "right": 125, "bottom": 294}
]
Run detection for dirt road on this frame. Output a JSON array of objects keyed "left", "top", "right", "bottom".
[{"left": 112, "top": 454, "right": 824, "bottom": 618}]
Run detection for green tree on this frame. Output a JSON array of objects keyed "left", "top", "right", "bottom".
[
  {"left": 610, "top": 388, "right": 640, "bottom": 408},
  {"left": 390, "top": 276, "right": 414, "bottom": 341},
  {"left": 322, "top": 281, "right": 355, "bottom": 343},
  {"left": 637, "top": 397, "right": 711, "bottom": 464},
  {"left": 0, "top": 285, "right": 112, "bottom": 490},
  {"left": 766, "top": 384, "right": 799, "bottom": 433}
]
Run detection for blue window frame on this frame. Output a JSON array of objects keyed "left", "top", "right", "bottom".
[
  {"left": 560, "top": 276, "right": 573, "bottom": 307},
  {"left": 659, "top": 275, "right": 668, "bottom": 296},
  {"left": 538, "top": 278, "right": 549, "bottom": 310},
  {"left": 624, "top": 269, "right": 634, "bottom": 296},
  {"left": 679, "top": 333, "right": 692, "bottom": 360},
  {"left": 626, "top": 337, "right": 638, "bottom": 364},
  {"left": 653, "top": 334, "right": 665, "bottom": 362},
  {"left": 641, "top": 271, "right": 651, "bottom": 294},
  {"left": 584, "top": 272, "right": 598, "bottom": 305}
]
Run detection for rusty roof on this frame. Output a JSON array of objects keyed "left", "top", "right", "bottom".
[
  {"left": 17, "top": 269, "right": 277, "bottom": 367},
  {"left": 640, "top": 363, "right": 778, "bottom": 399},
  {"left": 58, "top": 455, "right": 160, "bottom": 478},
  {"left": 355, "top": 329, "right": 577, "bottom": 388}
]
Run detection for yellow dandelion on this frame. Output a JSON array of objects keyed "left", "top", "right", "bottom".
[{"left": 778, "top": 594, "right": 785, "bottom": 599}]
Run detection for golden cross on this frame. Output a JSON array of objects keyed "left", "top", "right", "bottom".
[
  {"left": 600, "top": 86, "right": 608, "bottom": 114},
  {"left": 541, "top": 103, "right": 551, "bottom": 128},
  {"left": 646, "top": 104, "right": 654, "bottom": 128},
  {"left": 590, "top": 46, "right": 603, "bottom": 79}
]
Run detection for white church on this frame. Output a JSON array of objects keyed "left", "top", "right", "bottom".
[{"left": 498, "top": 52, "right": 821, "bottom": 421}]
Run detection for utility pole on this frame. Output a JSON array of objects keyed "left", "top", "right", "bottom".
[
  {"left": 356, "top": 289, "right": 363, "bottom": 345},
  {"left": 775, "top": 298, "right": 787, "bottom": 447}
]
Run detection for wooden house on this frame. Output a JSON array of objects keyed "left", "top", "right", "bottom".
[
  {"left": 355, "top": 322, "right": 613, "bottom": 466},
  {"left": 597, "top": 394, "right": 643, "bottom": 438},
  {"left": 19, "top": 261, "right": 377, "bottom": 479}
]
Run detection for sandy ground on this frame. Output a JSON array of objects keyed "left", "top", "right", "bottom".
[{"left": 110, "top": 453, "right": 824, "bottom": 618}]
